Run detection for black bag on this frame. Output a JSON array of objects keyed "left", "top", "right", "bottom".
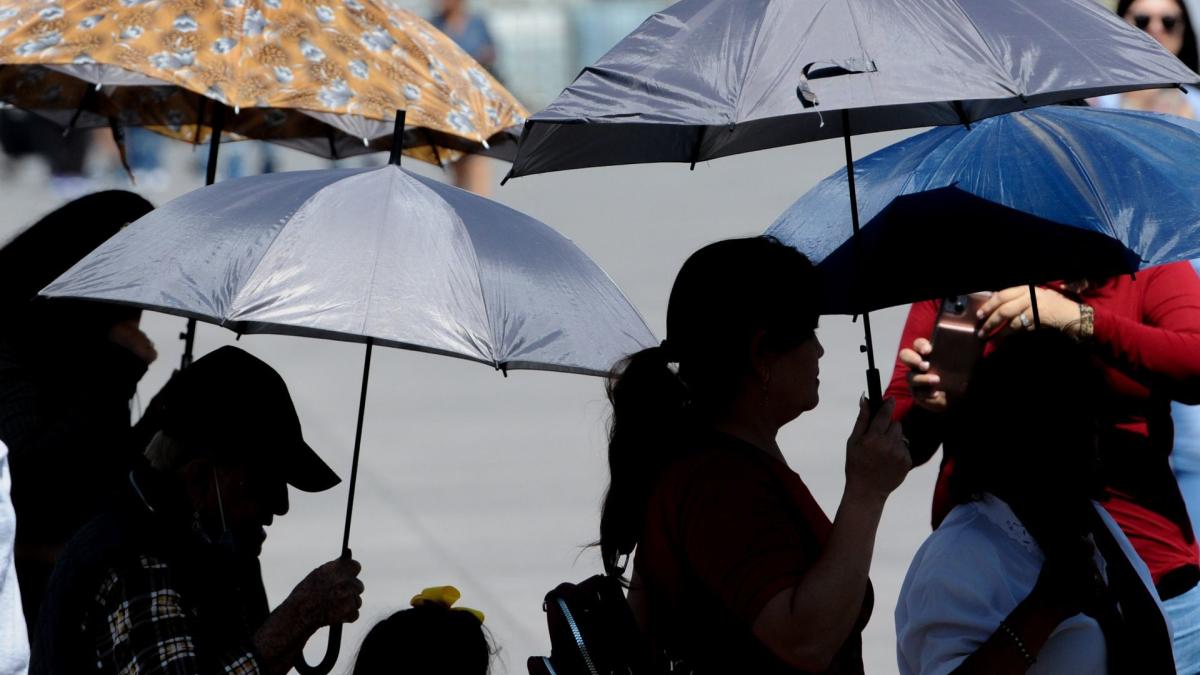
[{"left": 527, "top": 574, "right": 660, "bottom": 675}]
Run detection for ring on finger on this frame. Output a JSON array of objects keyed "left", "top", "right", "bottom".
[{"left": 1019, "top": 312, "right": 1030, "bottom": 329}]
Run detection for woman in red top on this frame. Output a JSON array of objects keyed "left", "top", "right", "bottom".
[
  {"left": 886, "top": 262, "right": 1200, "bottom": 671},
  {"left": 600, "top": 236, "right": 910, "bottom": 674}
]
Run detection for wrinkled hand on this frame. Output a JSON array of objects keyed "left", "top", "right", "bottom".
[
  {"left": 845, "top": 397, "right": 912, "bottom": 500},
  {"left": 898, "top": 337, "right": 948, "bottom": 413},
  {"left": 108, "top": 319, "right": 157, "bottom": 365},
  {"left": 286, "top": 557, "right": 365, "bottom": 629},
  {"left": 976, "top": 286, "right": 1082, "bottom": 339}
]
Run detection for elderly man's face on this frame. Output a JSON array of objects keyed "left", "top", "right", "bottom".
[{"left": 188, "top": 459, "right": 290, "bottom": 557}]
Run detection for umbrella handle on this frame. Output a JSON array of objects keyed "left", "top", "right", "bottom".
[
  {"left": 295, "top": 341, "right": 372, "bottom": 675},
  {"left": 293, "top": 625, "right": 343, "bottom": 675}
]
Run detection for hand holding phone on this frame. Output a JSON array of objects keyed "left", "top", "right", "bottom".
[{"left": 926, "top": 293, "right": 991, "bottom": 399}]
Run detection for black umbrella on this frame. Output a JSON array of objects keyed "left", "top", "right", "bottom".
[{"left": 504, "top": 0, "right": 1200, "bottom": 406}]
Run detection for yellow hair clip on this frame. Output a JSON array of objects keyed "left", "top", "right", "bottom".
[{"left": 410, "top": 585, "right": 485, "bottom": 624}]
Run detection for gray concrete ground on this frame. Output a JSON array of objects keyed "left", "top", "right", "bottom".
[{"left": 0, "top": 131, "right": 939, "bottom": 674}]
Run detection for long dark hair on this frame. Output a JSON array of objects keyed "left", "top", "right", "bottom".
[
  {"left": 353, "top": 604, "right": 494, "bottom": 675},
  {"left": 0, "top": 190, "right": 153, "bottom": 342},
  {"left": 1118, "top": 0, "right": 1199, "bottom": 72},
  {"left": 949, "top": 330, "right": 1107, "bottom": 507},
  {"left": 598, "top": 236, "right": 820, "bottom": 576}
]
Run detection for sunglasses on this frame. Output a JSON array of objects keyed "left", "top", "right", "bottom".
[{"left": 1133, "top": 13, "right": 1183, "bottom": 34}]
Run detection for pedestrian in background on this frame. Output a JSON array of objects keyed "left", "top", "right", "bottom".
[
  {"left": 432, "top": 0, "right": 498, "bottom": 197},
  {"left": 0, "top": 191, "right": 157, "bottom": 631}
]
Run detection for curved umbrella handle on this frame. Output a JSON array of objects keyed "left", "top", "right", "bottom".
[
  {"left": 295, "top": 342, "right": 373, "bottom": 675},
  {"left": 293, "top": 624, "right": 343, "bottom": 675}
]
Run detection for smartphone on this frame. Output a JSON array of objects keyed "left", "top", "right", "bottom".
[{"left": 927, "top": 292, "right": 992, "bottom": 398}]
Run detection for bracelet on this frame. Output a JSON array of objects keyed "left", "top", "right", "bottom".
[
  {"left": 1075, "top": 303, "right": 1095, "bottom": 342},
  {"left": 998, "top": 620, "right": 1036, "bottom": 666}
]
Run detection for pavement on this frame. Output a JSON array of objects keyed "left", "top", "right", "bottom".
[{"left": 0, "top": 130, "right": 939, "bottom": 674}]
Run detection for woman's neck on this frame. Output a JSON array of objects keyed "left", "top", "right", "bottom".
[{"left": 710, "top": 403, "right": 785, "bottom": 463}]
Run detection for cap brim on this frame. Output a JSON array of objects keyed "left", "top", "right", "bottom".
[{"left": 285, "top": 439, "right": 341, "bottom": 493}]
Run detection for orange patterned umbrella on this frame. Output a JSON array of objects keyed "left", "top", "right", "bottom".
[{"left": 0, "top": 0, "right": 527, "bottom": 164}]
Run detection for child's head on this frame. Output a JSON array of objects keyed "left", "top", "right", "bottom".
[{"left": 353, "top": 586, "right": 494, "bottom": 675}]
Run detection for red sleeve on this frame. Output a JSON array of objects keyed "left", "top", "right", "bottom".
[
  {"left": 1092, "top": 262, "right": 1200, "bottom": 403},
  {"left": 885, "top": 300, "right": 940, "bottom": 421},
  {"left": 885, "top": 300, "right": 945, "bottom": 466},
  {"left": 674, "top": 455, "right": 812, "bottom": 625}
]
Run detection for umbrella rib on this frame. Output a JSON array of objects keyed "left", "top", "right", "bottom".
[
  {"left": 439, "top": 192, "right": 500, "bottom": 370},
  {"left": 231, "top": 0, "right": 251, "bottom": 110},
  {"left": 225, "top": 177, "right": 352, "bottom": 319},
  {"left": 943, "top": 2, "right": 1022, "bottom": 100},
  {"left": 359, "top": 169, "right": 403, "bottom": 336}
]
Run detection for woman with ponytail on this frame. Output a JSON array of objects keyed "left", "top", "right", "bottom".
[{"left": 600, "top": 236, "right": 911, "bottom": 674}]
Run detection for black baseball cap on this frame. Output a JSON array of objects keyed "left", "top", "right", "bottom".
[{"left": 158, "top": 346, "right": 340, "bottom": 492}]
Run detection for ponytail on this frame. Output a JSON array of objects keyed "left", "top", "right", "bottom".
[
  {"left": 599, "top": 344, "right": 690, "bottom": 577},
  {"left": 596, "top": 236, "right": 820, "bottom": 580}
]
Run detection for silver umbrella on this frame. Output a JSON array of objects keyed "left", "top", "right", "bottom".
[
  {"left": 41, "top": 116, "right": 654, "bottom": 673},
  {"left": 505, "top": 0, "right": 1200, "bottom": 406}
]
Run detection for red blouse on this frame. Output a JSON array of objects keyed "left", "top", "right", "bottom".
[{"left": 885, "top": 262, "right": 1200, "bottom": 584}]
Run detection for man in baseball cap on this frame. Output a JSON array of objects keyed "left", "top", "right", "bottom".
[
  {"left": 157, "top": 345, "right": 341, "bottom": 495},
  {"left": 32, "top": 347, "right": 364, "bottom": 675}
]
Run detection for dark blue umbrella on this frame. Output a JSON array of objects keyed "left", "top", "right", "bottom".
[{"left": 766, "top": 106, "right": 1200, "bottom": 314}]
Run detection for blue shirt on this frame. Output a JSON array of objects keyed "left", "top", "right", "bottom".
[{"left": 430, "top": 13, "right": 495, "bottom": 67}]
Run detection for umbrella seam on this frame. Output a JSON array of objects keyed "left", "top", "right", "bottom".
[
  {"left": 359, "top": 167, "right": 402, "bottom": 335},
  {"left": 730, "top": 0, "right": 773, "bottom": 124},
  {"left": 409, "top": 170, "right": 499, "bottom": 367},
  {"left": 226, "top": 171, "right": 364, "bottom": 317},
  {"left": 1029, "top": 111, "right": 1118, "bottom": 236},
  {"left": 449, "top": 198, "right": 501, "bottom": 370},
  {"left": 943, "top": 1, "right": 1022, "bottom": 99},
  {"left": 231, "top": 0, "right": 250, "bottom": 109}
]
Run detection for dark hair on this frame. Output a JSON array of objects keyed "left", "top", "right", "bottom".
[
  {"left": 598, "top": 236, "right": 820, "bottom": 576},
  {"left": 1118, "top": 0, "right": 1199, "bottom": 72},
  {"left": 353, "top": 604, "right": 494, "bottom": 675},
  {"left": 0, "top": 190, "right": 153, "bottom": 340},
  {"left": 949, "top": 330, "right": 1106, "bottom": 506}
]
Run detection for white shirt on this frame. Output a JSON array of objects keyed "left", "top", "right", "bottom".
[
  {"left": 0, "top": 441, "right": 28, "bottom": 675},
  {"left": 895, "top": 494, "right": 1164, "bottom": 675}
]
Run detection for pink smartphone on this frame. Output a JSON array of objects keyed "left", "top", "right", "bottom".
[{"left": 927, "top": 292, "right": 992, "bottom": 398}]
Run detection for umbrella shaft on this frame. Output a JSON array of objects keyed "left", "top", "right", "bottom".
[
  {"left": 341, "top": 339, "right": 373, "bottom": 554},
  {"left": 842, "top": 112, "right": 883, "bottom": 408},
  {"left": 205, "top": 102, "right": 226, "bottom": 186}
]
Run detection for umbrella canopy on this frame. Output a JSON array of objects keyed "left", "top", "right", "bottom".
[
  {"left": 40, "top": 157, "right": 653, "bottom": 674},
  {"left": 0, "top": 0, "right": 527, "bottom": 163},
  {"left": 507, "top": 0, "right": 1200, "bottom": 178},
  {"left": 41, "top": 164, "right": 654, "bottom": 375},
  {"left": 766, "top": 106, "right": 1200, "bottom": 313}
]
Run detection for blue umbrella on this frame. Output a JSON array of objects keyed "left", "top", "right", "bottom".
[{"left": 767, "top": 105, "right": 1200, "bottom": 315}]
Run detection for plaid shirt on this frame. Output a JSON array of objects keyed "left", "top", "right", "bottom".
[{"left": 87, "top": 554, "right": 261, "bottom": 675}]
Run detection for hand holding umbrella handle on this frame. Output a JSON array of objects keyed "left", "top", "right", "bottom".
[
  {"left": 293, "top": 548, "right": 354, "bottom": 675},
  {"left": 296, "top": 338, "right": 373, "bottom": 675},
  {"left": 294, "top": 624, "right": 344, "bottom": 675}
]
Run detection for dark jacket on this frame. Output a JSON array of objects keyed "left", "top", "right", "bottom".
[
  {"left": 30, "top": 465, "right": 269, "bottom": 674},
  {"left": 0, "top": 335, "right": 148, "bottom": 549}
]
